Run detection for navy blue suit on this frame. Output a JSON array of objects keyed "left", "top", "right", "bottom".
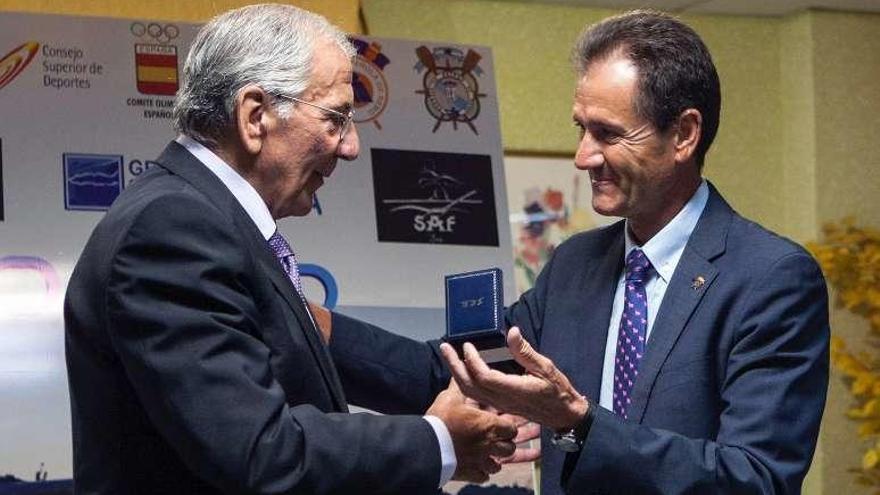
[
  {"left": 331, "top": 184, "right": 829, "bottom": 494},
  {"left": 65, "top": 142, "right": 441, "bottom": 494}
]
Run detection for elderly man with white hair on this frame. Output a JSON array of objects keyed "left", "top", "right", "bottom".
[{"left": 64, "top": 4, "right": 522, "bottom": 494}]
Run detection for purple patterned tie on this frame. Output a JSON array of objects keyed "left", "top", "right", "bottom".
[
  {"left": 613, "top": 248, "right": 653, "bottom": 419},
  {"left": 268, "top": 231, "right": 304, "bottom": 298}
]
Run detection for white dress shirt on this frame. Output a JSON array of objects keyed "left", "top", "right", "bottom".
[
  {"left": 175, "top": 135, "right": 457, "bottom": 486},
  {"left": 598, "top": 180, "right": 709, "bottom": 411}
]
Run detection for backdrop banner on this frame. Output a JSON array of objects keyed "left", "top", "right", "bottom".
[{"left": 0, "top": 12, "right": 523, "bottom": 493}]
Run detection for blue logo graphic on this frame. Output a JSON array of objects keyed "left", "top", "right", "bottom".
[{"left": 63, "top": 153, "right": 124, "bottom": 211}]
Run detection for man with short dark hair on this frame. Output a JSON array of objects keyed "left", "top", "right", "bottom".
[
  {"left": 64, "top": 4, "right": 519, "bottom": 493},
  {"left": 329, "top": 10, "right": 830, "bottom": 494}
]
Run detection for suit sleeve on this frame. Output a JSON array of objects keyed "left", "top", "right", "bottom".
[
  {"left": 505, "top": 246, "right": 558, "bottom": 348},
  {"left": 329, "top": 312, "right": 450, "bottom": 414},
  {"left": 105, "top": 193, "right": 441, "bottom": 494},
  {"left": 560, "top": 252, "right": 829, "bottom": 495}
]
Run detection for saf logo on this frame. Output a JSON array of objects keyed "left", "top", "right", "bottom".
[
  {"left": 409, "top": 167, "right": 475, "bottom": 234},
  {"left": 414, "top": 214, "right": 456, "bottom": 233},
  {"left": 394, "top": 166, "right": 476, "bottom": 240},
  {"left": 372, "top": 149, "right": 499, "bottom": 247},
  {"left": 459, "top": 297, "right": 484, "bottom": 309}
]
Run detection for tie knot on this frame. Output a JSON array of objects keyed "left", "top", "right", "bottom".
[
  {"left": 625, "top": 249, "right": 653, "bottom": 282},
  {"left": 268, "top": 231, "right": 293, "bottom": 259}
]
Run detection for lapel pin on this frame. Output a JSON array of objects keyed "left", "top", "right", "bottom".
[{"left": 691, "top": 276, "right": 705, "bottom": 290}]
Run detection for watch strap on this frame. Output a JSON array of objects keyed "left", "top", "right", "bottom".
[{"left": 552, "top": 399, "right": 595, "bottom": 452}]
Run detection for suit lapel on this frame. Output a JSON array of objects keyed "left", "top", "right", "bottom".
[
  {"left": 155, "top": 141, "right": 349, "bottom": 412},
  {"left": 629, "top": 184, "right": 731, "bottom": 422},
  {"left": 252, "top": 248, "right": 350, "bottom": 412},
  {"left": 578, "top": 224, "right": 625, "bottom": 402}
]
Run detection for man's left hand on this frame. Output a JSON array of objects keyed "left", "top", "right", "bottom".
[{"left": 439, "top": 327, "right": 589, "bottom": 431}]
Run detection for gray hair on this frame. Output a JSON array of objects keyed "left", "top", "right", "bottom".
[{"left": 173, "top": 3, "right": 355, "bottom": 148}]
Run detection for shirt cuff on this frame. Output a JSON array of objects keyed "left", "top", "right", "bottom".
[{"left": 423, "top": 415, "right": 457, "bottom": 486}]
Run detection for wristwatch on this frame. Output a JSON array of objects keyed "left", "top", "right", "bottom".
[{"left": 550, "top": 402, "right": 594, "bottom": 452}]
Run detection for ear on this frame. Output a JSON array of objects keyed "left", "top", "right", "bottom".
[
  {"left": 673, "top": 108, "right": 702, "bottom": 164},
  {"left": 234, "top": 84, "right": 270, "bottom": 156}
]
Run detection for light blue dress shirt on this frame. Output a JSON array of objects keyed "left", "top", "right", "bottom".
[
  {"left": 176, "top": 135, "right": 457, "bottom": 485},
  {"left": 598, "top": 180, "right": 709, "bottom": 411}
]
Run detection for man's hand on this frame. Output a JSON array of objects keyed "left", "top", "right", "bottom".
[
  {"left": 463, "top": 400, "right": 542, "bottom": 464},
  {"left": 427, "top": 380, "right": 518, "bottom": 483},
  {"left": 499, "top": 413, "right": 541, "bottom": 464},
  {"left": 439, "top": 327, "right": 589, "bottom": 431}
]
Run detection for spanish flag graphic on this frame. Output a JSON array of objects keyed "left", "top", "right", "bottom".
[{"left": 135, "top": 43, "right": 178, "bottom": 95}]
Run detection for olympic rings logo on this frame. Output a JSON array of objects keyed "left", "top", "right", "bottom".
[{"left": 130, "top": 22, "right": 179, "bottom": 44}]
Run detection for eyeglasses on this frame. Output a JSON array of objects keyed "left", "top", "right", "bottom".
[{"left": 275, "top": 94, "right": 355, "bottom": 141}]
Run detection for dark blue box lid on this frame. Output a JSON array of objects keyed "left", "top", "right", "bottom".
[{"left": 445, "top": 268, "right": 504, "bottom": 342}]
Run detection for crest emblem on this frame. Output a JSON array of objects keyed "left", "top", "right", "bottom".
[
  {"left": 350, "top": 38, "right": 390, "bottom": 130},
  {"left": 414, "top": 46, "right": 486, "bottom": 134},
  {"left": 131, "top": 22, "right": 179, "bottom": 96}
]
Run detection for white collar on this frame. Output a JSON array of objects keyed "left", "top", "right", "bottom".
[
  {"left": 175, "top": 134, "right": 276, "bottom": 240},
  {"left": 624, "top": 180, "right": 709, "bottom": 282}
]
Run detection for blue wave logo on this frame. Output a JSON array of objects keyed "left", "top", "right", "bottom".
[{"left": 63, "top": 153, "right": 123, "bottom": 211}]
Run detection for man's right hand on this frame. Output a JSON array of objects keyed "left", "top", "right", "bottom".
[
  {"left": 426, "top": 380, "right": 518, "bottom": 483},
  {"left": 440, "top": 327, "right": 589, "bottom": 431}
]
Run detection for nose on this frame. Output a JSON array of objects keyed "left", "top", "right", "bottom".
[
  {"left": 337, "top": 123, "right": 360, "bottom": 161},
  {"left": 574, "top": 132, "right": 604, "bottom": 170}
]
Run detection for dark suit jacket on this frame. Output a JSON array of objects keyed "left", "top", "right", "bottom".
[
  {"left": 65, "top": 142, "right": 441, "bottom": 494},
  {"left": 330, "top": 184, "right": 829, "bottom": 495}
]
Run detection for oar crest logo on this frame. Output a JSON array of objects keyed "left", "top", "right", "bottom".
[{"left": 414, "top": 46, "right": 486, "bottom": 135}]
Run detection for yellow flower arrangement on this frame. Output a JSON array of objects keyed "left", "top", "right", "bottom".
[{"left": 808, "top": 218, "right": 880, "bottom": 486}]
